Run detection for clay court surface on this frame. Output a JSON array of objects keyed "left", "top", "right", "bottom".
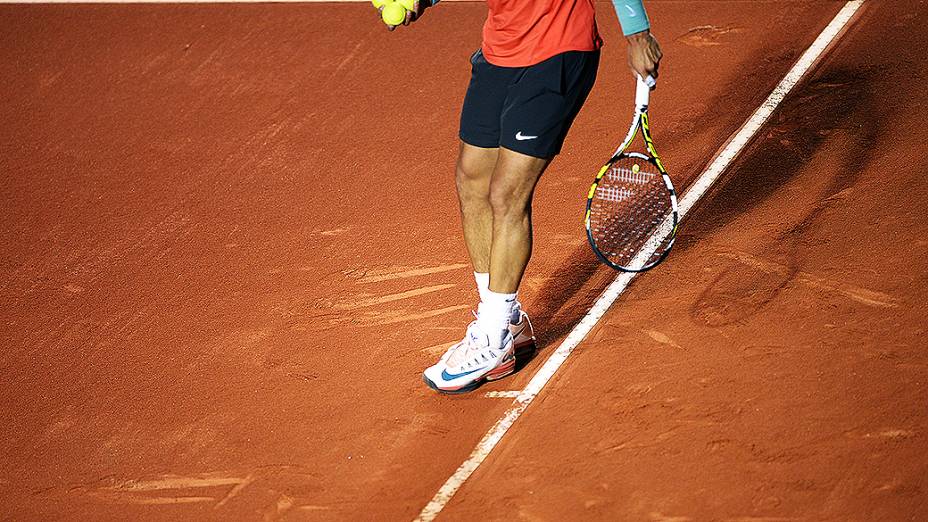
[{"left": 1, "top": 0, "right": 927, "bottom": 520}]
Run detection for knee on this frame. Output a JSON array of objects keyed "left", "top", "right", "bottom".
[
  {"left": 488, "top": 177, "right": 531, "bottom": 222},
  {"left": 455, "top": 159, "right": 489, "bottom": 202}
]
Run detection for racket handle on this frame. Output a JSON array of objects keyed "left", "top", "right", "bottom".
[{"left": 635, "top": 75, "right": 654, "bottom": 108}]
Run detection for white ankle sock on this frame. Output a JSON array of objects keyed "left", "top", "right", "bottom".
[
  {"left": 476, "top": 289, "right": 516, "bottom": 349},
  {"left": 474, "top": 272, "right": 490, "bottom": 303},
  {"left": 475, "top": 272, "right": 522, "bottom": 324}
]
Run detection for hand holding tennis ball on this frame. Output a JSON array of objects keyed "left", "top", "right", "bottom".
[
  {"left": 381, "top": 2, "right": 406, "bottom": 26},
  {"left": 375, "top": 0, "right": 423, "bottom": 31}
]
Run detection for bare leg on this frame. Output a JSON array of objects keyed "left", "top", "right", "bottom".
[
  {"left": 455, "top": 142, "right": 498, "bottom": 273},
  {"left": 487, "top": 147, "right": 550, "bottom": 293}
]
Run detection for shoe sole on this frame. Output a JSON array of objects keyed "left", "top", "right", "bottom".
[{"left": 422, "top": 373, "right": 483, "bottom": 395}]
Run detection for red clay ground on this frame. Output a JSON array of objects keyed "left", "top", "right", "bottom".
[{"left": 0, "top": 1, "right": 924, "bottom": 520}]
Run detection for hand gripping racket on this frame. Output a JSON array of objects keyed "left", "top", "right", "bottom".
[{"left": 585, "top": 75, "right": 679, "bottom": 272}]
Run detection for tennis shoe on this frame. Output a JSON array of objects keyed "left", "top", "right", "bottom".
[{"left": 423, "top": 322, "right": 515, "bottom": 394}]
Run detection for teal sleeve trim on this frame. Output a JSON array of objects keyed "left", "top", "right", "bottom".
[{"left": 612, "top": 0, "right": 651, "bottom": 36}]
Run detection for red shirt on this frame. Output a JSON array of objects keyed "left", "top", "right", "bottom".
[{"left": 482, "top": 0, "right": 603, "bottom": 67}]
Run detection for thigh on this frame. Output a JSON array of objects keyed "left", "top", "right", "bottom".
[
  {"left": 489, "top": 146, "right": 551, "bottom": 208},
  {"left": 499, "top": 50, "right": 600, "bottom": 159},
  {"left": 459, "top": 49, "right": 521, "bottom": 149}
]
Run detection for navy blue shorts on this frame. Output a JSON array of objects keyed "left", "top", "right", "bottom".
[{"left": 459, "top": 49, "right": 600, "bottom": 159}]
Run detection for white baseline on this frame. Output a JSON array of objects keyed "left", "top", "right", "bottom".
[{"left": 415, "top": 1, "right": 867, "bottom": 520}]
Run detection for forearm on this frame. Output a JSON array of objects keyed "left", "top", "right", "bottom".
[{"left": 612, "top": 0, "right": 650, "bottom": 36}]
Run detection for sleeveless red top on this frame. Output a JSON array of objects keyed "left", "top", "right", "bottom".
[{"left": 482, "top": 0, "right": 603, "bottom": 67}]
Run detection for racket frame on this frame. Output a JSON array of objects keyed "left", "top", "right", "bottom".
[{"left": 584, "top": 77, "right": 679, "bottom": 273}]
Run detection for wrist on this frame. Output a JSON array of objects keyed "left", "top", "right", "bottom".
[{"left": 626, "top": 30, "right": 651, "bottom": 43}]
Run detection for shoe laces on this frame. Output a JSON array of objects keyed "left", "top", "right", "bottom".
[{"left": 446, "top": 322, "right": 500, "bottom": 371}]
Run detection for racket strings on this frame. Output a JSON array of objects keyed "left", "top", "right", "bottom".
[{"left": 589, "top": 156, "right": 674, "bottom": 269}]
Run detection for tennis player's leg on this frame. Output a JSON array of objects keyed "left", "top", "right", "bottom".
[
  {"left": 452, "top": 49, "right": 530, "bottom": 329},
  {"left": 476, "top": 49, "right": 600, "bottom": 354},
  {"left": 422, "top": 50, "right": 539, "bottom": 393},
  {"left": 456, "top": 142, "right": 538, "bottom": 356},
  {"left": 486, "top": 148, "right": 549, "bottom": 294},
  {"left": 455, "top": 142, "right": 497, "bottom": 275}
]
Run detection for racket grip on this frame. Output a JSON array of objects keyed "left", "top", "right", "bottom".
[{"left": 636, "top": 75, "right": 654, "bottom": 108}]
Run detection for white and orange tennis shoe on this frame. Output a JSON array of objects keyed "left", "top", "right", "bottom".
[
  {"left": 423, "top": 322, "right": 516, "bottom": 394},
  {"left": 423, "top": 311, "right": 536, "bottom": 394}
]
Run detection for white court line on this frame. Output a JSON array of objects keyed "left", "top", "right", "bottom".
[
  {"left": 415, "top": 1, "right": 866, "bottom": 520},
  {"left": 484, "top": 391, "right": 521, "bottom": 399}
]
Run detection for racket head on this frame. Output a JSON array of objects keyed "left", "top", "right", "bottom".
[{"left": 585, "top": 150, "right": 679, "bottom": 272}]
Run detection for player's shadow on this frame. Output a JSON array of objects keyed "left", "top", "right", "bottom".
[
  {"left": 529, "top": 243, "right": 616, "bottom": 350},
  {"left": 684, "top": 67, "right": 880, "bottom": 326},
  {"left": 684, "top": 68, "right": 879, "bottom": 240},
  {"left": 529, "top": 66, "right": 880, "bottom": 342}
]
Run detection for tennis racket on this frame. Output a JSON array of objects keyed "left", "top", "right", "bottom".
[{"left": 585, "top": 75, "right": 679, "bottom": 272}]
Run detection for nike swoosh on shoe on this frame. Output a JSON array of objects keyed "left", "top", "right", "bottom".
[{"left": 440, "top": 366, "right": 485, "bottom": 380}]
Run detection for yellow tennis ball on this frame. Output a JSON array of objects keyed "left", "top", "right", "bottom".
[
  {"left": 381, "top": 3, "right": 406, "bottom": 25},
  {"left": 632, "top": 163, "right": 641, "bottom": 174},
  {"left": 398, "top": 0, "right": 415, "bottom": 11},
  {"left": 372, "top": 0, "right": 390, "bottom": 7}
]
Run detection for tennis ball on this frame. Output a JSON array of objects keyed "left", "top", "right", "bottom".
[
  {"left": 372, "top": 0, "right": 390, "bottom": 7},
  {"left": 381, "top": 3, "right": 407, "bottom": 25},
  {"left": 398, "top": 0, "right": 415, "bottom": 11},
  {"left": 632, "top": 163, "right": 641, "bottom": 174}
]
